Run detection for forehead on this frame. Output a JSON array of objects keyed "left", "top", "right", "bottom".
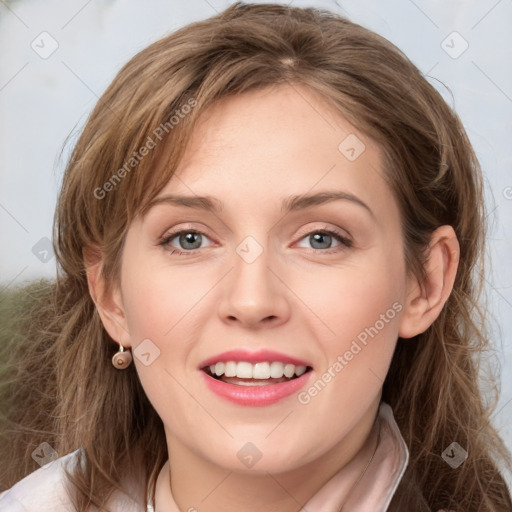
[
  {"left": 154, "top": 85, "right": 397, "bottom": 226},
  {"left": 178, "top": 85, "right": 368, "bottom": 175}
]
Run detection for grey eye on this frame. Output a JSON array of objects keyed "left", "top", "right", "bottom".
[
  {"left": 177, "top": 232, "right": 203, "bottom": 250},
  {"left": 309, "top": 232, "right": 334, "bottom": 249}
]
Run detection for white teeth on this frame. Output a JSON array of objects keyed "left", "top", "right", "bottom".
[
  {"left": 214, "top": 362, "right": 225, "bottom": 376},
  {"left": 207, "top": 361, "right": 308, "bottom": 379},
  {"left": 284, "top": 364, "right": 295, "bottom": 378},
  {"left": 253, "top": 362, "right": 270, "bottom": 379},
  {"left": 224, "top": 361, "right": 237, "bottom": 377},
  {"left": 237, "top": 362, "right": 253, "bottom": 379},
  {"left": 270, "top": 361, "right": 284, "bottom": 378},
  {"left": 295, "top": 365, "right": 307, "bottom": 376}
]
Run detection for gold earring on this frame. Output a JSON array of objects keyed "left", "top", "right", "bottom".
[{"left": 112, "top": 344, "right": 133, "bottom": 370}]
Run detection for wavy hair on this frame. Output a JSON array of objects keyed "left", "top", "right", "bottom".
[{"left": 1, "top": 3, "right": 511, "bottom": 511}]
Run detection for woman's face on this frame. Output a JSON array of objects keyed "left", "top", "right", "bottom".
[{"left": 115, "top": 84, "right": 412, "bottom": 474}]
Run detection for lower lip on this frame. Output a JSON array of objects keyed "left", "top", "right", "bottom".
[{"left": 200, "top": 370, "right": 313, "bottom": 407}]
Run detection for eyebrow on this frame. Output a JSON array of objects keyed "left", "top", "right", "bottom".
[{"left": 145, "top": 191, "right": 374, "bottom": 217}]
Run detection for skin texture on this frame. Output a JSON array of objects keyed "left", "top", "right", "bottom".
[{"left": 88, "top": 84, "right": 460, "bottom": 512}]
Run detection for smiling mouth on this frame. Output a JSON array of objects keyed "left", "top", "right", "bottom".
[{"left": 202, "top": 361, "right": 313, "bottom": 386}]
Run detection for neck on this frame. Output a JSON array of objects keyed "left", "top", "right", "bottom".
[{"left": 155, "top": 398, "right": 381, "bottom": 512}]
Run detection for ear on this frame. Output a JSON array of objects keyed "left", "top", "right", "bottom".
[
  {"left": 84, "top": 246, "right": 132, "bottom": 348},
  {"left": 399, "top": 225, "right": 460, "bottom": 338}
]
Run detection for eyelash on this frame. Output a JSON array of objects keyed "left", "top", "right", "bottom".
[{"left": 158, "top": 227, "right": 353, "bottom": 256}]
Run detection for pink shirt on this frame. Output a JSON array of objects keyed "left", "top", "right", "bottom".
[{"left": 0, "top": 403, "right": 413, "bottom": 511}]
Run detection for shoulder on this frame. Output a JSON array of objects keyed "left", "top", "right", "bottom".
[
  {"left": 0, "top": 449, "right": 80, "bottom": 511},
  {"left": 0, "top": 449, "right": 147, "bottom": 512}
]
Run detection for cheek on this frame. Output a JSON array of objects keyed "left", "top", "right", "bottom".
[
  {"left": 307, "top": 250, "right": 405, "bottom": 381},
  {"left": 335, "top": 274, "right": 402, "bottom": 341},
  {"left": 305, "top": 252, "right": 405, "bottom": 339},
  {"left": 121, "top": 259, "right": 210, "bottom": 341}
]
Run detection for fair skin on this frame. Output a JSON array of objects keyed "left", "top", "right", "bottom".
[{"left": 87, "top": 84, "right": 459, "bottom": 512}]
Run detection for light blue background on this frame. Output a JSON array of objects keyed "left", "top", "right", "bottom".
[{"left": 1, "top": 0, "right": 511, "bottom": 485}]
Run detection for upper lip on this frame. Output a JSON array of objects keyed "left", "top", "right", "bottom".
[{"left": 199, "top": 349, "right": 312, "bottom": 369}]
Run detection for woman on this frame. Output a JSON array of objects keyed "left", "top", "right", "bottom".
[{"left": 1, "top": 2, "right": 511, "bottom": 511}]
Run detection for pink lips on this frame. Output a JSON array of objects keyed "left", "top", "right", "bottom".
[
  {"left": 198, "top": 349, "right": 311, "bottom": 369},
  {"left": 198, "top": 349, "right": 313, "bottom": 407},
  {"left": 200, "top": 369, "right": 313, "bottom": 407}
]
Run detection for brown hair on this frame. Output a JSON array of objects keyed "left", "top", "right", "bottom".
[{"left": 1, "top": 3, "right": 511, "bottom": 511}]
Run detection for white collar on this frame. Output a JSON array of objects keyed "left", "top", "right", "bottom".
[{"left": 147, "top": 402, "right": 409, "bottom": 511}]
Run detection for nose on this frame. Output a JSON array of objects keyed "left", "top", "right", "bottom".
[{"left": 218, "top": 243, "right": 291, "bottom": 329}]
